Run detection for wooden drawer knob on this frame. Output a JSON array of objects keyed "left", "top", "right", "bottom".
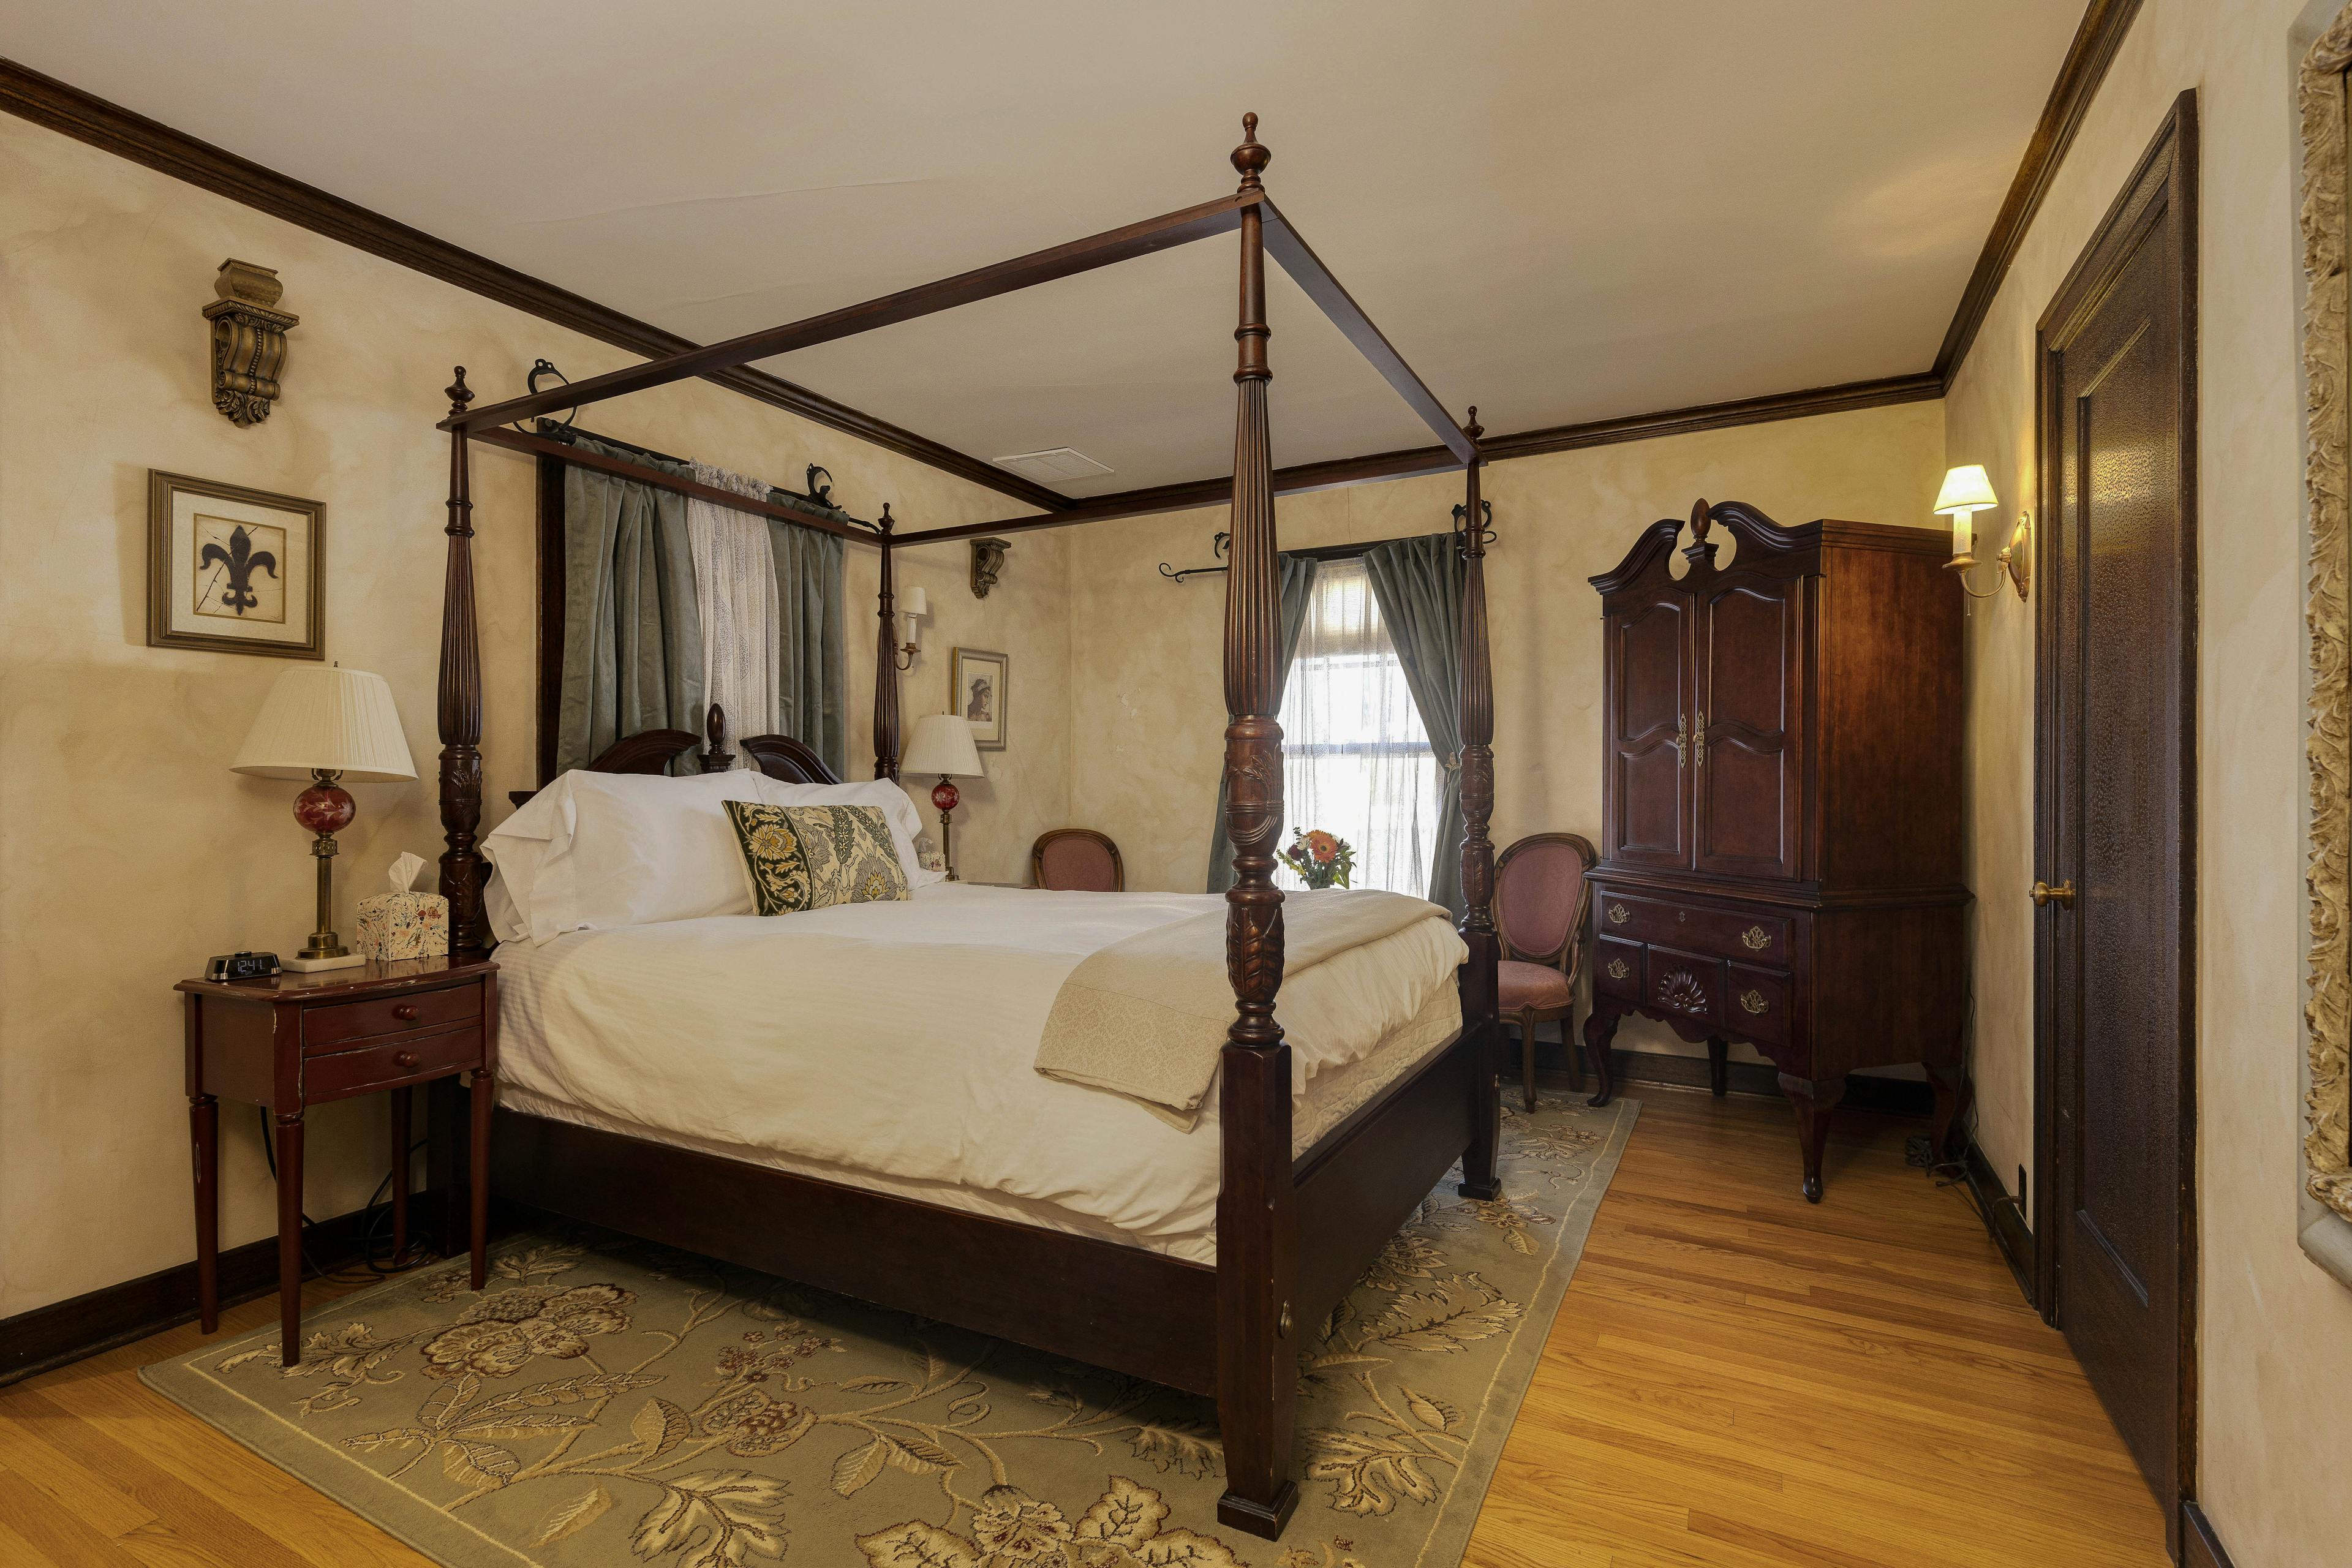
[
  {"left": 394, "top": 1050, "right": 421, "bottom": 1069},
  {"left": 393, "top": 1004, "right": 420, "bottom": 1022}
]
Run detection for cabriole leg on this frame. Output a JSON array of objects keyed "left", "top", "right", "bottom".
[
  {"left": 1779, "top": 1072, "right": 1846, "bottom": 1203},
  {"left": 1582, "top": 1003, "right": 1623, "bottom": 1107}
]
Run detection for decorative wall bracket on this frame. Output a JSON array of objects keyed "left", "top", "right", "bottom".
[
  {"left": 971, "top": 537, "right": 1011, "bottom": 598},
  {"left": 202, "top": 260, "right": 298, "bottom": 427}
]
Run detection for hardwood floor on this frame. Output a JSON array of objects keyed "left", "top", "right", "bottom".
[{"left": 0, "top": 1087, "right": 2167, "bottom": 1567}]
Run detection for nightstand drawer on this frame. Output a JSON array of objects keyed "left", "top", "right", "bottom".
[
  {"left": 306, "top": 1022, "right": 483, "bottom": 1099},
  {"left": 304, "top": 984, "right": 481, "bottom": 1052}
]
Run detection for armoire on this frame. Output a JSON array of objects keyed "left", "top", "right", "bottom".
[{"left": 1581, "top": 499, "right": 1970, "bottom": 1200}]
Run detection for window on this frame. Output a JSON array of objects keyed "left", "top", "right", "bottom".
[{"left": 1276, "top": 557, "right": 1442, "bottom": 897}]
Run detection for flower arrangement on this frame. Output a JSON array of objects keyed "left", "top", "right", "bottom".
[{"left": 1281, "top": 828, "right": 1355, "bottom": 890}]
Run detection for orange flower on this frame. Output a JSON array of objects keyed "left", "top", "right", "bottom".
[{"left": 1306, "top": 831, "right": 1339, "bottom": 864}]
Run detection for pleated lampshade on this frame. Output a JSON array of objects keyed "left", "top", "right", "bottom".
[{"left": 232, "top": 666, "right": 418, "bottom": 782}]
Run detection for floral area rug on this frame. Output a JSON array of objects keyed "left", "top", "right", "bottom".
[{"left": 143, "top": 1092, "right": 1636, "bottom": 1568}]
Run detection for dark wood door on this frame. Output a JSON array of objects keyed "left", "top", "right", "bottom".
[
  {"left": 2035, "top": 94, "right": 2196, "bottom": 1550},
  {"left": 1694, "top": 576, "right": 1803, "bottom": 880},
  {"left": 1604, "top": 588, "right": 1693, "bottom": 870}
]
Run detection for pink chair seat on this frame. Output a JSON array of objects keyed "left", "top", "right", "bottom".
[{"left": 1498, "top": 959, "right": 1573, "bottom": 1011}]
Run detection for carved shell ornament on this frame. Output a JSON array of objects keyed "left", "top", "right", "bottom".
[{"left": 1657, "top": 969, "right": 1709, "bottom": 1015}]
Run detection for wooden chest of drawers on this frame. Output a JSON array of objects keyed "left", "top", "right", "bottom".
[{"left": 1585, "top": 501, "right": 1972, "bottom": 1200}]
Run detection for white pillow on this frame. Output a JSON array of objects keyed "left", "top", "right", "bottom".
[
  {"left": 750, "top": 774, "right": 944, "bottom": 888},
  {"left": 483, "top": 769, "right": 769, "bottom": 943}
]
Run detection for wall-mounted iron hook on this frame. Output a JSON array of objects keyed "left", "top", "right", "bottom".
[{"left": 1159, "top": 530, "right": 1231, "bottom": 582}]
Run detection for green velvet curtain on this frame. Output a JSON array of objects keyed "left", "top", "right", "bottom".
[
  {"left": 1205, "top": 554, "right": 1322, "bottom": 894},
  {"left": 767, "top": 518, "right": 848, "bottom": 775},
  {"left": 555, "top": 435, "right": 704, "bottom": 775},
  {"left": 1362, "top": 532, "right": 1468, "bottom": 919}
]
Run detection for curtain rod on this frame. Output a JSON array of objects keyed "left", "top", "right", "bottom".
[{"left": 470, "top": 423, "right": 883, "bottom": 543}]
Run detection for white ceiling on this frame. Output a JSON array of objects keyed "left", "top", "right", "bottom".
[{"left": 8, "top": 1, "right": 2079, "bottom": 497}]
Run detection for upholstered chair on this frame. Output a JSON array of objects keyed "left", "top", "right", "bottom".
[
  {"left": 1031, "top": 828, "right": 1125, "bottom": 892},
  {"left": 1494, "top": 832, "right": 1597, "bottom": 1110}
]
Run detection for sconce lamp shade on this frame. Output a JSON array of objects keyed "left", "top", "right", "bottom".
[
  {"left": 1933, "top": 464, "right": 1999, "bottom": 516},
  {"left": 902, "top": 585, "right": 929, "bottom": 619},
  {"left": 232, "top": 665, "right": 417, "bottom": 782},
  {"left": 902, "top": 713, "right": 984, "bottom": 778}
]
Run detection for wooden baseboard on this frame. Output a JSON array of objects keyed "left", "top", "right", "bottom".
[
  {"left": 2180, "top": 1501, "right": 2234, "bottom": 1568},
  {"left": 0, "top": 1205, "right": 382, "bottom": 1387},
  {"left": 1959, "top": 1135, "right": 2037, "bottom": 1308}
]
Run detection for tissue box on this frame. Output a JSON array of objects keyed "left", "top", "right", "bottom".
[{"left": 356, "top": 892, "right": 450, "bottom": 961}]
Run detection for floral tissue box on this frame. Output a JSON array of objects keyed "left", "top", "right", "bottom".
[{"left": 356, "top": 892, "right": 449, "bottom": 960}]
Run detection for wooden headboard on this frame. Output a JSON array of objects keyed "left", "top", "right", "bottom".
[{"left": 507, "top": 702, "right": 841, "bottom": 807}]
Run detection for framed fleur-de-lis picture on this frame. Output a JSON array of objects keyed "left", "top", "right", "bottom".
[{"left": 146, "top": 470, "right": 324, "bottom": 659}]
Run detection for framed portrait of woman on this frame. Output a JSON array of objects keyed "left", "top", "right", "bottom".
[{"left": 949, "top": 646, "right": 1008, "bottom": 750}]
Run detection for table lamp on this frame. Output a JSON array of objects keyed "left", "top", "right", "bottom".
[
  {"left": 901, "top": 712, "right": 984, "bottom": 881},
  {"left": 233, "top": 665, "right": 418, "bottom": 970}
]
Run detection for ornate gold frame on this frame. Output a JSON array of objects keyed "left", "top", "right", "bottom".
[{"left": 2300, "top": 6, "right": 2352, "bottom": 1236}]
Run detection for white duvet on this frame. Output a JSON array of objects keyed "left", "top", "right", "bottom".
[{"left": 496, "top": 883, "right": 1466, "bottom": 1263}]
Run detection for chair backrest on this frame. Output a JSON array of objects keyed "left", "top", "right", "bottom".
[
  {"left": 1033, "top": 829, "right": 1125, "bottom": 892},
  {"left": 1494, "top": 832, "right": 1596, "bottom": 966}
]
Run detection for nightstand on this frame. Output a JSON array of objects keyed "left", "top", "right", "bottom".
[{"left": 177, "top": 955, "right": 498, "bottom": 1366}]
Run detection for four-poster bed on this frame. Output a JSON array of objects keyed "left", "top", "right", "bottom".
[{"left": 427, "top": 116, "right": 1501, "bottom": 1539}]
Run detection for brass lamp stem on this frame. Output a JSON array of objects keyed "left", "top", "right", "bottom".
[
  {"left": 298, "top": 767, "right": 348, "bottom": 961},
  {"left": 939, "top": 799, "right": 957, "bottom": 882}
]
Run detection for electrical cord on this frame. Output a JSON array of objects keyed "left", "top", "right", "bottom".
[{"left": 255, "top": 1104, "right": 440, "bottom": 1286}]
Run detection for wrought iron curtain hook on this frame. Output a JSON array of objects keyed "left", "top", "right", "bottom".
[
  {"left": 1159, "top": 530, "right": 1232, "bottom": 582},
  {"left": 524, "top": 358, "right": 580, "bottom": 435}
]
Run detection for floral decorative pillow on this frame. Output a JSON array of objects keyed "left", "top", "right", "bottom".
[{"left": 724, "top": 801, "right": 908, "bottom": 914}]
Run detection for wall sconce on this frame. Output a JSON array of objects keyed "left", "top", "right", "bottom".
[
  {"left": 203, "top": 259, "right": 298, "bottom": 427},
  {"left": 894, "top": 584, "right": 929, "bottom": 670},
  {"left": 1934, "top": 464, "right": 2030, "bottom": 601}
]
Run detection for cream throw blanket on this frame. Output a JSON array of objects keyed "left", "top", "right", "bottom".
[{"left": 1036, "top": 888, "right": 1453, "bottom": 1127}]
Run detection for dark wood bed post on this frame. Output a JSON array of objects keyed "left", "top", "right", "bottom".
[
  {"left": 437, "top": 368, "right": 489, "bottom": 955},
  {"left": 1455, "top": 410, "right": 1502, "bottom": 1200},
  {"left": 874, "top": 503, "right": 901, "bottom": 780},
  {"left": 1213, "top": 113, "right": 1298, "bottom": 1541}
]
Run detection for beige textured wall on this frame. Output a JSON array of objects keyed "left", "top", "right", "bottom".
[
  {"left": 1940, "top": 1, "right": 2352, "bottom": 1562},
  {"left": 0, "top": 113, "right": 1060, "bottom": 1318},
  {"left": 1065, "top": 399, "right": 1947, "bottom": 1063}
]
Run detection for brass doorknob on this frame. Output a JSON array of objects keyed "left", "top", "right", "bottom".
[{"left": 2030, "top": 880, "right": 2076, "bottom": 908}]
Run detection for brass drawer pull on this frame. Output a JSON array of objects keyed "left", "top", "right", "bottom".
[
  {"left": 1606, "top": 957, "right": 1628, "bottom": 981},
  {"left": 1739, "top": 989, "right": 1768, "bottom": 1016},
  {"left": 394, "top": 1049, "right": 421, "bottom": 1069},
  {"left": 1607, "top": 903, "right": 1629, "bottom": 925},
  {"left": 392, "top": 1004, "right": 419, "bottom": 1022},
  {"left": 1741, "top": 925, "right": 1770, "bottom": 950}
]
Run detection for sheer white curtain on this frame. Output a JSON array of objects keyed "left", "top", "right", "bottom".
[
  {"left": 1276, "top": 556, "right": 1442, "bottom": 895},
  {"left": 685, "top": 461, "right": 782, "bottom": 756}
]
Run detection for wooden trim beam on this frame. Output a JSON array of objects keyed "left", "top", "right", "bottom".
[
  {"left": 450, "top": 192, "right": 1263, "bottom": 432},
  {"left": 0, "top": 59, "right": 1078, "bottom": 515},
  {"left": 897, "top": 370, "right": 1940, "bottom": 547},
  {"left": 1260, "top": 200, "right": 1476, "bottom": 462},
  {"left": 1932, "top": 0, "right": 2146, "bottom": 382},
  {"left": 470, "top": 424, "right": 875, "bottom": 541}
]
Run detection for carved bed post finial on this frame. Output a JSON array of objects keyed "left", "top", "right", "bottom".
[
  {"left": 437, "top": 367, "right": 489, "bottom": 952},
  {"left": 1455, "top": 404, "right": 1503, "bottom": 1198},
  {"left": 1213, "top": 124, "right": 1300, "bottom": 1539},
  {"left": 1232, "top": 111, "right": 1270, "bottom": 193},
  {"left": 701, "top": 702, "right": 734, "bottom": 774},
  {"left": 875, "top": 504, "right": 902, "bottom": 782}
]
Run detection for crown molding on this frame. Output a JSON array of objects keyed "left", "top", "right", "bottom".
[
  {"left": 1933, "top": 0, "right": 2147, "bottom": 383},
  {"left": 0, "top": 58, "right": 1074, "bottom": 514}
]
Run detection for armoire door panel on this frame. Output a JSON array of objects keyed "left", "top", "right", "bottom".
[
  {"left": 1606, "top": 595, "right": 1692, "bottom": 869},
  {"left": 1695, "top": 580, "right": 1803, "bottom": 878}
]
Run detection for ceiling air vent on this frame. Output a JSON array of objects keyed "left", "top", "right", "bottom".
[{"left": 992, "top": 447, "right": 1114, "bottom": 484}]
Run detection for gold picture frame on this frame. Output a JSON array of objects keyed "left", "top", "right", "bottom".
[
  {"left": 949, "top": 646, "right": 1008, "bottom": 751},
  {"left": 146, "top": 470, "right": 324, "bottom": 660}
]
